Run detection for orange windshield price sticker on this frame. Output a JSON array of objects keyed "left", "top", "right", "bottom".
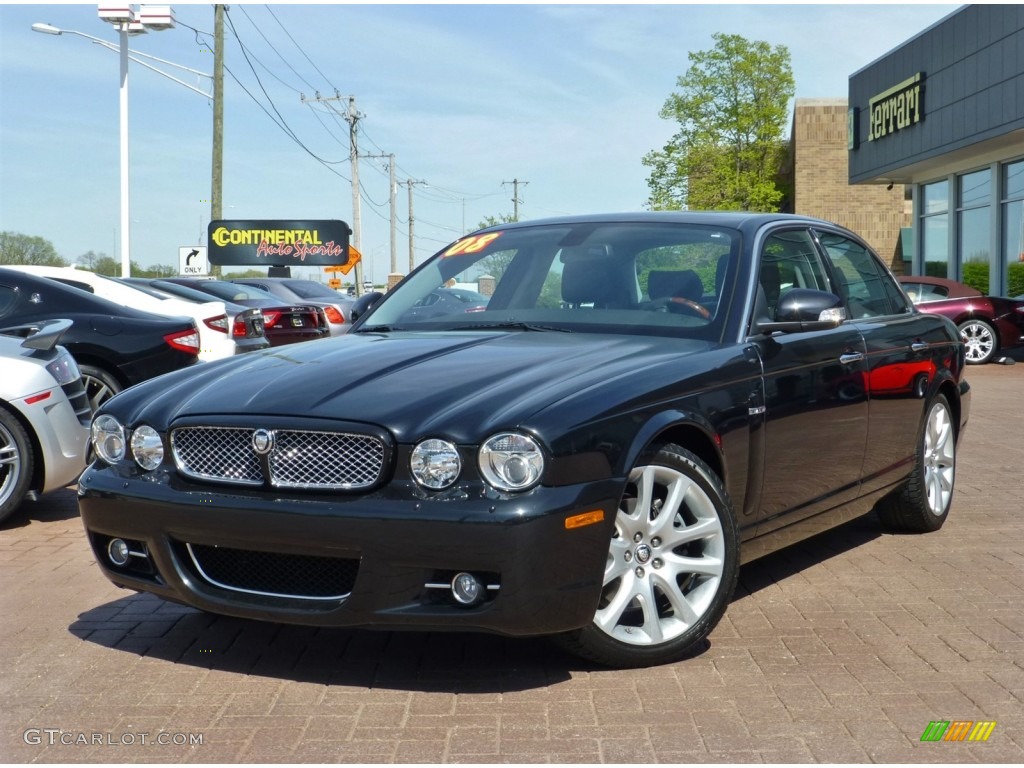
[{"left": 443, "top": 232, "right": 504, "bottom": 257}]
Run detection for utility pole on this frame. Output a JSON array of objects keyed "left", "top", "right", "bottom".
[
  {"left": 503, "top": 178, "right": 529, "bottom": 221},
  {"left": 300, "top": 91, "right": 365, "bottom": 291},
  {"left": 210, "top": 3, "right": 225, "bottom": 276},
  {"left": 363, "top": 152, "right": 397, "bottom": 276},
  {"left": 346, "top": 95, "right": 365, "bottom": 292},
  {"left": 402, "top": 180, "right": 426, "bottom": 272}
]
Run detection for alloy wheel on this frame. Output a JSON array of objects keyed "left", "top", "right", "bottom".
[
  {"left": 597, "top": 463, "right": 726, "bottom": 646},
  {"left": 923, "top": 400, "right": 955, "bottom": 516}
]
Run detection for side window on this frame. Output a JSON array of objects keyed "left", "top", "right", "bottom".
[
  {"left": 816, "top": 231, "right": 908, "bottom": 318},
  {"left": 0, "top": 286, "right": 17, "bottom": 318},
  {"left": 757, "top": 229, "right": 830, "bottom": 320}
]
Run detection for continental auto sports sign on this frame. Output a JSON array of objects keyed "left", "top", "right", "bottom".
[{"left": 207, "top": 220, "right": 351, "bottom": 266}]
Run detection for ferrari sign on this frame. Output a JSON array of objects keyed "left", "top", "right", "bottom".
[{"left": 208, "top": 220, "right": 351, "bottom": 266}]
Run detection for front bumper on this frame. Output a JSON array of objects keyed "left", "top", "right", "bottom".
[{"left": 77, "top": 465, "right": 620, "bottom": 636}]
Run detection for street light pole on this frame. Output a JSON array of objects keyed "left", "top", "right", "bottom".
[
  {"left": 32, "top": 5, "right": 174, "bottom": 277},
  {"left": 118, "top": 21, "right": 130, "bottom": 277}
]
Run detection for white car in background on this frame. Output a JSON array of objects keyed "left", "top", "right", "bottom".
[
  {"left": 0, "top": 319, "right": 91, "bottom": 524},
  {"left": 2, "top": 265, "right": 268, "bottom": 362}
]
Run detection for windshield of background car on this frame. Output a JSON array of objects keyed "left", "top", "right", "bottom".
[
  {"left": 360, "top": 222, "right": 740, "bottom": 338},
  {"left": 283, "top": 280, "right": 344, "bottom": 300}
]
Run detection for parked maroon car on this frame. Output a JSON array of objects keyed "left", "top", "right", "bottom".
[
  {"left": 898, "top": 276, "right": 1024, "bottom": 364},
  {"left": 153, "top": 279, "right": 330, "bottom": 347}
]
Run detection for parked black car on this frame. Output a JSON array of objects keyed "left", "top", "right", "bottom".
[
  {"left": 78, "top": 213, "right": 969, "bottom": 668},
  {"left": 229, "top": 277, "right": 354, "bottom": 335},
  {"left": 0, "top": 268, "right": 200, "bottom": 410},
  {"left": 155, "top": 278, "right": 329, "bottom": 346}
]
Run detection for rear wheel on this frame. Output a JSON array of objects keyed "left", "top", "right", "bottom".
[
  {"left": 877, "top": 394, "right": 956, "bottom": 532},
  {"left": 554, "top": 445, "right": 738, "bottom": 668},
  {"left": 79, "top": 365, "right": 122, "bottom": 412},
  {"left": 958, "top": 319, "right": 997, "bottom": 364},
  {"left": 0, "top": 408, "right": 33, "bottom": 524}
]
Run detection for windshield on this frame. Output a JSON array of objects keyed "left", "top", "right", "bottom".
[
  {"left": 189, "top": 280, "right": 277, "bottom": 302},
  {"left": 283, "top": 279, "right": 344, "bottom": 300},
  {"left": 360, "top": 221, "right": 740, "bottom": 339}
]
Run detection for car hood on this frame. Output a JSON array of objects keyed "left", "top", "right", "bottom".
[{"left": 119, "top": 330, "right": 714, "bottom": 443}]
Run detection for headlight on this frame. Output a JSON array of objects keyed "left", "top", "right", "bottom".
[
  {"left": 410, "top": 439, "right": 461, "bottom": 489},
  {"left": 478, "top": 433, "right": 544, "bottom": 492},
  {"left": 45, "top": 353, "right": 80, "bottom": 386},
  {"left": 91, "top": 414, "right": 125, "bottom": 464},
  {"left": 130, "top": 424, "right": 164, "bottom": 470}
]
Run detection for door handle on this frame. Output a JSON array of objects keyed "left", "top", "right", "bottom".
[
  {"left": 911, "top": 341, "right": 929, "bottom": 353},
  {"left": 839, "top": 352, "right": 864, "bottom": 365}
]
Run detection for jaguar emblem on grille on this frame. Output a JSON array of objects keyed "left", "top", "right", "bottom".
[{"left": 252, "top": 428, "right": 275, "bottom": 455}]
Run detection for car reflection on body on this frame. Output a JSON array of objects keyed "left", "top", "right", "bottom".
[
  {"left": 898, "top": 275, "right": 1024, "bottom": 364},
  {"left": 78, "top": 212, "right": 969, "bottom": 668}
]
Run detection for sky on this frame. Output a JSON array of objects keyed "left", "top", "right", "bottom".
[{"left": 0, "top": 1, "right": 960, "bottom": 284}]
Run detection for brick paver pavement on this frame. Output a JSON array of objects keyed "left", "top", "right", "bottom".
[{"left": 2, "top": 363, "right": 1022, "bottom": 763}]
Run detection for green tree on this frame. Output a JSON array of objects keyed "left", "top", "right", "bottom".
[
  {"left": 643, "top": 33, "right": 794, "bottom": 212},
  {"left": 475, "top": 214, "right": 517, "bottom": 282},
  {"left": 222, "top": 269, "right": 268, "bottom": 279},
  {"left": 137, "top": 263, "right": 178, "bottom": 278},
  {"left": 92, "top": 255, "right": 121, "bottom": 276},
  {"left": 0, "top": 232, "right": 67, "bottom": 266}
]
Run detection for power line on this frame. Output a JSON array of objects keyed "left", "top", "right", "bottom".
[
  {"left": 236, "top": 5, "right": 310, "bottom": 93},
  {"left": 264, "top": 5, "right": 340, "bottom": 93}
]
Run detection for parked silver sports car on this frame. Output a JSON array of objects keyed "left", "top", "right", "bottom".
[{"left": 0, "top": 319, "right": 91, "bottom": 523}]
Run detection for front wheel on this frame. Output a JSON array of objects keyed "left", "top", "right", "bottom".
[
  {"left": 876, "top": 393, "right": 956, "bottom": 532},
  {"left": 554, "top": 445, "right": 738, "bottom": 668},
  {"left": 958, "top": 319, "right": 997, "bottom": 364}
]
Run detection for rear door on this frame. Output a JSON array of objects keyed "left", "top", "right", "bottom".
[
  {"left": 749, "top": 227, "right": 870, "bottom": 536},
  {"left": 813, "top": 228, "right": 951, "bottom": 495}
]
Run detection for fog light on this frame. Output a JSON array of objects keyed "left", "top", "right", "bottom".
[
  {"left": 451, "top": 571, "right": 483, "bottom": 605},
  {"left": 108, "top": 538, "right": 130, "bottom": 566}
]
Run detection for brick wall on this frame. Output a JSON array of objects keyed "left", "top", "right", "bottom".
[{"left": 792, "top": 98, "right": 911, "bottom": 273}]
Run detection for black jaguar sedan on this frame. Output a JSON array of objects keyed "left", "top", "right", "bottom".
[{"left": 78, "top": 213, "right": 969, "bottom": 668}]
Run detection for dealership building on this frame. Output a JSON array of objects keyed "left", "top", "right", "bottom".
[{"left": 847, "top": 3, "right": 1024, "bottom": 298}]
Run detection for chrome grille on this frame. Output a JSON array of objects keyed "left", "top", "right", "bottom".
[
  {"left": 271, "top": 430, "right": 384, "bottom": 489},
  {"left": 171, "top": 427, "right": 264, "bottom": 485},
  {"left": 170, "top": 426, "right": 385, "bottom": 489}
]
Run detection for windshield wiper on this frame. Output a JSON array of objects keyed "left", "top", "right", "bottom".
[
  {"left": 355, "top": 324, "right": 402, "bottom": 333},
  {"left": 457, "top": 321, "right": 572, "bottom": 333}
]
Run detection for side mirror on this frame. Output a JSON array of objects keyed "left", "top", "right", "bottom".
[
  {"left": 757, "top": 289, "right": 845, "bottom": 334},
  {"left": 350, "top": 291, "right": 383, "bottom": 323}
]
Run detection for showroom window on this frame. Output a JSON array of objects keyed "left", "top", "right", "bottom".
[
  {"left": 1002, "top": 159, "right": 1024, "bottom": 298},
  {"left": 920, "top": 180, "right": 949, "bottom": 279},
  {"left": 957, "top": 168, "right": 992, "bottom": 294}
]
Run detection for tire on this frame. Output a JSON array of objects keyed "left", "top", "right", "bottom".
[
  {"left": 554, "top": 444, "right": 739, "bottom": 668},
  {"left": 958, "top": 319, "right": 997, "bottom": 365},
  {"left": 79, "top": 365, "right": 122, "bottom": 412},
  {"left": 0, "top": 407, "right": 34, "bottom": 524},
  {"left": 876, "top": 393, "right": 956, "bottom": 533}
]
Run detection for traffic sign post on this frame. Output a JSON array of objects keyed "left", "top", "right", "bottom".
[{"left": 179, "top": 246, "right": 209, "bottom": 276}]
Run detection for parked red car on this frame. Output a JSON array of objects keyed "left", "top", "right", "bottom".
[{"left": 898, "top": 276, "right": 1024, "bottom": 364}]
